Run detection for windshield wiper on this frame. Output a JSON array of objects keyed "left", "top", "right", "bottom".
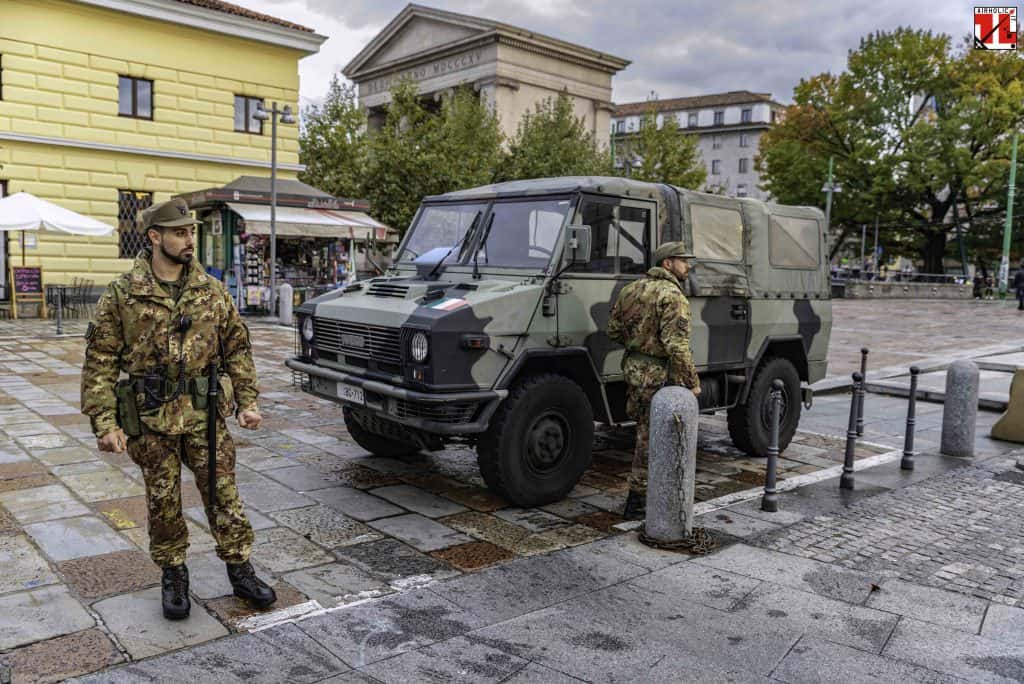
[
  {"left": 427, "top": 212, "right": 481, "bottom": 281},
  {"left": 472, "top": 213, "right": 496, "bottom": 280}
]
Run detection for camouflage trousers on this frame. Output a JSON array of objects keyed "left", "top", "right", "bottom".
[
  {"left": 625, "top": 383, "right": 661, "bottom": 495},
  {"left": 127, "top": 420, "right": 253, "bottom": 568}
]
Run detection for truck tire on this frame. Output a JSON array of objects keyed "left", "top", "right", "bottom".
[
  {"left": 727, "top": 357, "right": 801, "bottom": 457},
  {"left": 343, "top": 406, "right": 419, "bottom": 459},
  {"left": 477, "top": 374, "right": 594, "bottom": 507}
]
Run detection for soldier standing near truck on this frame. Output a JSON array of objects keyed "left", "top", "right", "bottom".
[
  {"left": 608, "top": 241, "right": 701, "bottom": 520},
  {"left": 81, "top": 198, "right": 276, "bottom": 620}
]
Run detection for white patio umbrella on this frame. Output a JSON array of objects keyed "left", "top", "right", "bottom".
[{"left": 0, "top": 192, "right": 113, "bottom": 265}]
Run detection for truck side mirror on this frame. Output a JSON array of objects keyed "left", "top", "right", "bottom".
[{"left": 567, "top": 225, "right": 592, "bottom": 264}]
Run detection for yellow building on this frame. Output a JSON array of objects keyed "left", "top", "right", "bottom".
[{"left": 0, "top": 0, "right": 325, "bottom": 299}]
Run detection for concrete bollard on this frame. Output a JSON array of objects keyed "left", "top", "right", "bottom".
[
  {"left": 941, "top": 360, "right": 980, "bottom": 458},
  {"left": 278, "top": 283, "right": 293, "bottom": 325},
  {"left": 645, "top": 385, "right": 700, "bottom": 542}
]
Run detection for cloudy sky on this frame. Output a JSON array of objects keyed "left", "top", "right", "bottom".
[{"left": 238, "top": 0, "right": 974, "bottom": 108}]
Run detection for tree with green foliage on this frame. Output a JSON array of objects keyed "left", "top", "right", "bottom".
[
  {"left": 614, "top": 109, "right": 706, "bottom": 189},
  {"left": 499, "top": 91, "right": 610, "bottom": 181},
  {"left": 298, "top": 76, "right": 366, "bottom": 199},
  {"left": 758, "top": 28, "right": 1024, "bottom": 271}
]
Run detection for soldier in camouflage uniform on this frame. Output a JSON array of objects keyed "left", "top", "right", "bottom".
[
  {"left": 608, "top": 241, "right": 701, "bottom": 520},
  {"left": 81, "top": 198, "right": 276, "bottom": 620}
]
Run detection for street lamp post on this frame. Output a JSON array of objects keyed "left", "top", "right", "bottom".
[{"left": 253, "top": 101, "right": 296, "bottom": 321}]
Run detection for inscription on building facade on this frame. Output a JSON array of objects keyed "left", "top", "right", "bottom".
[{"left": 365, "top": 50, "right": 484, "bottom": 95}]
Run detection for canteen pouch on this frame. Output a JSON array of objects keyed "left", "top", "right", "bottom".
[{"left": 115, "top": 379, "right": 143, "bottom": 437}]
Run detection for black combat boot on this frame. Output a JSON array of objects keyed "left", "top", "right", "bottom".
[
  {"left": 227, "top": 561, "right": 277, "bottom": 609},
  {"left": 161, "top": 565, "right": 190, "bottom": 620},
  {"left": 623, "top": 491, "right": 646, "bottom": 521}
]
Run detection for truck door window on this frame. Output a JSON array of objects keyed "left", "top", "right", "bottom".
[
  {"left": 571, "top": 201, "right": 615, "bottom": 273},
  {"left": 617, "top": 206, "right": 649, "bottom": 274}
]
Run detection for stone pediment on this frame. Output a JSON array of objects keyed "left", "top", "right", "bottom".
[{"left": 367, "top": 17, "right": 483, "bottom": 69}]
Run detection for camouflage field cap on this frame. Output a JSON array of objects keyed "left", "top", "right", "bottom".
[
  {"left": 653, "top": 241, "right": 695, "bottom": 264},
  {"left": 137, "top": 198, "right": 201, "bottom": 231}
]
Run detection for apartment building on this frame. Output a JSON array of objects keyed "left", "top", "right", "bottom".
[
  {"left": 611, "top": 90, "right": 785, "bottom": 200},
  {"left": 0, "top": 0, "right": 324, "bottom": 294}
]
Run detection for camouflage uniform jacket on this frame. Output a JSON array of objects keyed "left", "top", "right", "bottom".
[
  {"left": 607, "top": 266, "right": 701, "bottom": 392},
  {"left": 81, "top": 256, "right": 259, "bottom": 437}
]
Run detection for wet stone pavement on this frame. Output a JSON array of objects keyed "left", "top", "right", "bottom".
[{"left": 0, "top": 297, "right": 1019, "bottom": 682}]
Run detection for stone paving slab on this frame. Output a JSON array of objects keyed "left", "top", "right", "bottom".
[
  {"left": 0, "top": 534, "right": 59, "bottom": 595},
  {"left": 236, "top": 478, "right": 317, "bottom": 513},
  {"left": 310, "top": 486, "right": 404, "bottom": 522},
  {"left": 270, "top": 505, "right": 382, "bottom": 549},
  {"left": 333, "top": 539, "right": 459, "bottom": 583},
  {"left": 883, "top": 615, "right": 1024, "bottom": 682},
  {"left": 263, "top": 464, "right": 343, "bottom": 492},
  {"left": 431, "top": 541, "right": 516, "bottom": 572},
  {"left": 57, "top": 549, "right": 161, "bottom": 600},
  {"left": 0, "top": 628, "right": 123, "bottom": 684},
  {"left": 693, "top": 543, "right": 883, "bottom": 605},
  {"left": 0, "top": 585, "right": 95, "bottom": 650},
  {"left": 25, "top": 515, "right": 133, "bottom": 562},
  {"left": 774, "top": 636, "right": 963, "bottom": 684},
  {"left": 33, "top": 447, "right": 97, "bottom": 467},
  {"left": 56, "top": 464, "right": 145, "bottom": 502},
  {"left": 697, "top": 509, "right": 786, "bottom": 539},
  {"left": 981, "top": 604, "right": 1024, "bottom": 644},
  {"left": 0, "top": 484, "right": 90, "bottom": 523},
  {"left": 369, "top": 485, "right": 468, "bottom": 518},
  {"left": 251, "top": 526, "right": 335, "bottom": 573},
  {"left": 283, "top": 562, "right": 392, "bottom": 608},
  {"left": 95, "top": 495, "right": 149, "bottom": 529},
  {"left": 71, "top": 623, "right": 348, "bottom": 684},
  {"left": 358, "top": 635, "right": 528, "bottom": 683},
  {"left": 296, "top": 589, "right": 488, "bottom": 667},
  {"left": 93, "top": 586, "right": 229, "bottom": 659},
  {"left": 627, "top": 560, "right": 762, "bottom": 612},
  {"left": 493, "top": 507, "right": 571, "bottom": 533},
  {"left": 440, "top": 511, "right": 530, "bottom": 550},
  {"left": 204, "top": 581, "right": 308, "bottom": 630},
  {"left": 866, "top": 577, "right": 989, "bottom": 633},
  {"left": 367, "top": 513, "right": 472, "bottom": 552}
]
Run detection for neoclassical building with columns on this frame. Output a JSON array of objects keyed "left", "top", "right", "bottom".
[{"left": 343, "top": 4, "right": 629, "bottom": 144}]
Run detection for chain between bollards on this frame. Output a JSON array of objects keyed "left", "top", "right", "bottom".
[
  {"left": 761, "top": 379, "right": 784, "bottom": 512},
  {"left": 841, "top": 371, "right": 863, "bottom": 490},
  {"left": 901, "top": 366, "right": 920, "bottom": 471},
  {"left": 857, "top": 348, "right": 869, "bottom": 436}
]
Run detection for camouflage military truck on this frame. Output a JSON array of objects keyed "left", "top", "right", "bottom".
[{"left": 286, "top": 177, "right": 831, "bottom": 506}]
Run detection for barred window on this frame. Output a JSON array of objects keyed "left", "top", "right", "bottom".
[
  {"left": 711, "top": 159, "right": 721, "bottom": 175},
  {"left": 712, "top": 135, "right": 722, "bottom": 150},
  {"left": 739, "top": 133, "right": 750, "bottom": 148},
  {"left": 118, "top": 190, "right": 153, "bottom": 258},
  {"left": 713, "top": 110, "right": 724, "bottom": 125},
  {"left": 738, "top": 158, "right": 749, "bottom": 173},
  {"left": 741, "top": 108, "right": 752, "bottom": 123},
  {"left": 687, "top": 112, "right": 698, "bottom": 127}
]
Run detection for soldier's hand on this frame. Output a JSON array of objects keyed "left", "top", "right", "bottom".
[
  {"left": 98, "top": 428, "right": 127, "bottom": 453},
  {"left": 237, "top": 410, "right": 262, "bottom": 430},
  {"left": 692, "top": 387, "right": 702, "bottom": 397}
]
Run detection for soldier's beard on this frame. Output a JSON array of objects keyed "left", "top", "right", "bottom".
[{"left": 160, "top": 243, "right": 193, "bottom": 265}]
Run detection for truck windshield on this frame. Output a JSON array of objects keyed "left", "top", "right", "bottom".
[{"left": 398, "top": 198, "right": 572, "bottom": 270}]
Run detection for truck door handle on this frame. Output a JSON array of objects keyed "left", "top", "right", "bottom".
[{"left": 731, "top": 304, "right": 747, "bottom": 320}]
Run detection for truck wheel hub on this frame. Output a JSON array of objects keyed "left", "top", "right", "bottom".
[{"left": 527, "top": 415, "right": 568, "bottom": 470}]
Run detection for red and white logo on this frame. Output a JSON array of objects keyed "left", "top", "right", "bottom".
[{"left": 975, "top": 7, "right": 1018, "bottom": 50}]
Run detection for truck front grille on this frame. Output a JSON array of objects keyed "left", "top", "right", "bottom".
[
  {"left": 394, "top": 399, "right": 479, "bottom": 425},
  {"left": 313, "top": 319, "right": 402, "bottom": 366}
]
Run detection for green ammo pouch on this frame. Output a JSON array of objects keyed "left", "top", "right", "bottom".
[
  {"left": 191, "top": 376, "right": 210, "bottom": 411},
  {"left": 115, "top": 379, "right": 143, "bottom": 437}
]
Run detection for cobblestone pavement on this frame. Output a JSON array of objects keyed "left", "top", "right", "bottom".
[
  {"left": 0, "top": 316, "right": 894, "bottom": 683},
  {"left": 761, "top": 456, "right": 1024, "bottom": 606}
]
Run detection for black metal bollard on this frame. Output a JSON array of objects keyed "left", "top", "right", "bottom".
[
  {"left": 901, "top": 366, "right": 920, "bottom": 471},
  {"left": 841, "top": 372, "right": 863, "bottom": 489},
  {"left": 761, "top": 379, "right": 784, "bottom": 512},
  {"left": 857, "top": 348, "right": 869, "bottom": 436},
  {"left": 55, "top": 287, "right": 64, "bottom": 336}
]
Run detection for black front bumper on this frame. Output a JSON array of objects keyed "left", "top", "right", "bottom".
[{"left": 285, "top": 358, "right": 507, "bottom": 435}]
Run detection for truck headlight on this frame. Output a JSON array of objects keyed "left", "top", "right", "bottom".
[
  {"left": 301, "top": 317, "right": 315, "bottom": 342},
  {"left": 410, "top": 331, "right": 429, "bottom": 362}
]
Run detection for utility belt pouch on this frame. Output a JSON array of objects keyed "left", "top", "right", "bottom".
[
  {"left": 115, "top": 379, "right": 143, "bottom": 437},
  {"left": 191, "top": 376, "right": 210, "bottom": 410},
  {"left": 141, "top": 370, "right": 165, "bottom": 410}
]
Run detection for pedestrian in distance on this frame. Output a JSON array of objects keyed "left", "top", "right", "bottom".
[
  {"left": 608, "top": 241, "right": 701, "bottom": 521},
  {"left": 81, "top": 198, "right": 276, "bottom": 620},
  {"left": 1014, "top": 259, "right": 1024, "bottom": 311}
]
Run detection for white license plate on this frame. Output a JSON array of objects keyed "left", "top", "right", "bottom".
[
  {"left": 337, "top": 383, "right": 365, "bottom": 405},
  {"left": 312, "top": 378, "right": 365, "bottom": 405}
]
